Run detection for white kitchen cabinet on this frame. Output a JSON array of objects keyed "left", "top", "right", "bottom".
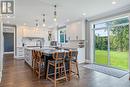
[
  {"left": 17, "top": 47, "right": 24, "bottom": 58},
  {"left": 77, "top": 48, "right": 85, "bottom": 63},
  {"left": 24, "top": 49, "right": 32, "bottom": 67},
  {"left": 23, "top": 26, "right": 44, "bottom": 38},
  {"left": 17, "top": 26, "right": 23, "bottom": 47},
  {"left": 66, "top": 20, "right": 85, "bottom": 40}
]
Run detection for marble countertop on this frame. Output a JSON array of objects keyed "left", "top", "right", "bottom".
[{"left": 24, "top": 46, "right": 77, "bottom": 51}]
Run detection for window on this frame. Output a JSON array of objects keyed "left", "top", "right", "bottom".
[{"left": 58, "top": 26, "right": 67, "bottom": 43}]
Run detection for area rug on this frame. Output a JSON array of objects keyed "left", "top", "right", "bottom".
[{"left": 83, "top": 64, "right": 128, "bottom": 78}]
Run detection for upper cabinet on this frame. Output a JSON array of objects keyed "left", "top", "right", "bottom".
[
  {"left": 66, "top": 20, "right": 85, "bottom": 40},
  {"left": 22, "top": 26, "right": 44, "bottom": 38},
  {"left": 17, "top": 26, "right": 48, "bottom": 38},
  {"left": 17, "top": 26, "right": 52, "bottom": 47}
]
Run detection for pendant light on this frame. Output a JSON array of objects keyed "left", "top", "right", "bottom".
[
  {"left": 43, "top": 14, "right": 46, "bottom": 27},
  {"left": 35, "top": 20, "right": 39, "bottom": 27},
  {"left": 35, "top": 19, "right": 39, "bottom": 30},
  {"left": 53, "top": 5, "right": 57, "bottom": 22}
]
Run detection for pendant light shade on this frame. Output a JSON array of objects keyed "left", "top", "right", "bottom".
[
  {"left": 43, "top": 14, "right": 46, "bottom": 27},
  {"left": 53, "top": 5, "right": 57, "bottom": 22}
]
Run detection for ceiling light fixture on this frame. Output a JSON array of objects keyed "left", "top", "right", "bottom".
[
  {"left": 43, "top": 14, "right": 46, "bottom": 27},
  {"left": 112, "top": 0, "right": 117, "bottom": 5},
  {"left": 35, "top": 20, "right": 39, "bottom": 30},
  {"left": 82, "top": 13, "right": 86, "bottom": 16},
  {"left": 35, "top": 20, "right": 39, "bottom": 27},
  {"left": 23, "top": 23, "right": 26, "bottom": 26},
  {"left": 53, "top": 5, "right": 57, "bottom": 22}
]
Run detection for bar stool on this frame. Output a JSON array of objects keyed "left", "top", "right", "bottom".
[
  {"left": 46, "top": 52, "right": 67, "bottom": 87},
  {"left": 32, "top": 50, "right": 37, "bottom": 73},
  {"left": 35, "top": 51, "right": 44, "bottom": 79},
  {"left": 68, "top": 50, "right": 79, "bottom": 80}
]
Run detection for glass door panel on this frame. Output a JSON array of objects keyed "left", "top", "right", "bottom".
[
  {"left": 110, "top": 25, "right": 129, "bottom": 70},
  {"left": 94, "top": 29, "right": 108, "bottom": 65}
]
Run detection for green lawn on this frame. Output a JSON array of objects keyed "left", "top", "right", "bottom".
[{"left": 95, "top": 50, "right": 128, "bottom": 70}]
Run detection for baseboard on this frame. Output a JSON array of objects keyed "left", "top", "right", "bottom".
[
  {"left": 13, "top": 55, "right": 24, "bottom": 59},
  {"left": 14, "top": 57, "right": 24, "bottom": 60},
  {"left": 4, "top": 52, "right": 14, "bottom": 54},
  {"left": 85, "top": 59, "right": 92, "bottom": 64},
  {"left": 78, "top": 61, "right": 85, "bottom": 64}
]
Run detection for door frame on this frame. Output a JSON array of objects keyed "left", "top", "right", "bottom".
[
  {"left": 3, "top": 24, "right": 17, "bottom": 57},
  {"left": 0, "top": 22, "right": 3, "bottom": 82},
  {"left": 128, "top": 14, "right": 130, "bottom": 73}
]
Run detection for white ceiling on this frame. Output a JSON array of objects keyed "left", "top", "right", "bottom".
[{"left": 3, "top": 0, "right": 130, "bottom": 28}]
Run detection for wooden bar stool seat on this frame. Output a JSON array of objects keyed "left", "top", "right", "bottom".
[{"left": 46, "top": 52, "right": 67, "bottom": 87}]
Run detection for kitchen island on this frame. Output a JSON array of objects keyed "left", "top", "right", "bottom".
[{"left": 24, "top": 47, "right": 77, "bottom": 78}]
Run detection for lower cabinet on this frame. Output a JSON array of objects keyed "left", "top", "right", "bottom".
[
  {"left": 77, "top": 48, "right": 85, "bottom": 63},
  {"left": 24, "top": 49, "right": 32, "bottom": 67},
  {"left": 17, "top": 47, "right": 24, "bottom": 58}
]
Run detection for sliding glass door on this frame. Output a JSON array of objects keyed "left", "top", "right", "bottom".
[
  {"left": 109, "top": 19, "right": 129, "bottom": 70},
  {"left": 94, "top": 17, "right": 129, "bottom": 70},
  {"left": 94, "top": 29, "right": 108, "bottom": 65}
]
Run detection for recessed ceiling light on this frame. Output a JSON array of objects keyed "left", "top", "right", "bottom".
[
  {"left": 23, "top": 23, "right": 26, "bottom": 26},
  {"left": 82, "top": 13, "right": 86, "bottom": 16},
  {"left": 112, "top": 1, "right": 117, "bottom": 5}
]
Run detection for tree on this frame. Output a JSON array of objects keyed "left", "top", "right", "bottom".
[{"left": 110, "top": 18, "right": 129, "bottom": 52}]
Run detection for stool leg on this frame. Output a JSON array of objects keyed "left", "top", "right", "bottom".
[
  {"left": 32, "top": 59, "right": 35, "bottom": 73},
  {"left": 38, "top": 62, "right": 41, "bottom": 79},
  {"left": 46, "top": 62, "right": 49, "bottom": 80},
  {"left": 58, "top": 63, "right": 61, "bottom": 77},
  {"left": 69, "top": 61, "right": 72, "bottom": 80},
  {"left": 32, "top": 59, "right": 34, "bottom": 73},
  {"left": 54, "top": 62, "right": 56, "bottom": 87},
  {"left": 76, "top": 61, "right": 79, "bottom": 78},
  {"left": 63, "top": 60, "right": 67, "bottom": 81}
]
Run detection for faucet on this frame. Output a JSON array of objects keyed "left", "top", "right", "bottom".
[{"left": 36, "top": 40, "right": 42, "bottom": 48}]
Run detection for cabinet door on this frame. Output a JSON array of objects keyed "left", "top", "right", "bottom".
[
  {"left": 66, "top": 21, "right": 82, "bottom": 40},
  {"left": 17, "top": 47, "right": 24, "bottom": 58},
  {"left": 78, "top": 48, "right": 85, "bottom": 63},
  {"left": 66, "top": 23, "right": 76, "bottom": 40},
  {"left": 76, "top": 21, "right": 82, "bottom": 40},
  {"left": 17, "top": 27, "right": 23, "bottom": 47},
  {"left": 24, "top": 49, "right": 32, "bottom": 67}
]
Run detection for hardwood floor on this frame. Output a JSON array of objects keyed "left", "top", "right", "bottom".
[{"left": 0, "top": 54, "right": 130, "bottom": 87}]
